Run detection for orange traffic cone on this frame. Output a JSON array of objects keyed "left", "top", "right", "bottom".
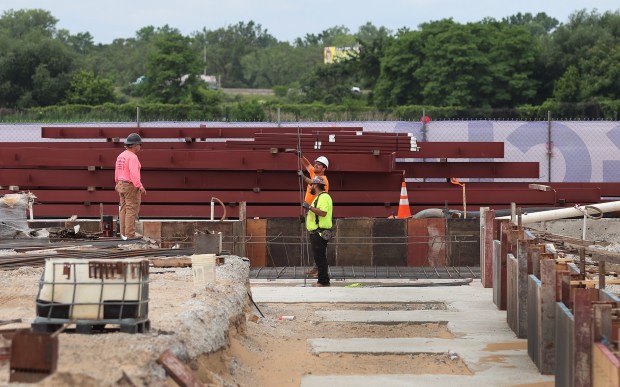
[{"left": 397, "top": 181, "right": 412, "bottom": 218}]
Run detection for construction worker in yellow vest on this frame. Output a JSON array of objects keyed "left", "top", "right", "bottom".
[
  {"left": 297, "top": 153, "right": 330, "bottom": 276},
  {"left": 301, "top": 176, "right": 333, "bottom": 287}
]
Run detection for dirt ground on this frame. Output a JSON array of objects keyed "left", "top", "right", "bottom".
[
  {"left": 0, "top": 260, "right": 469, "bottom": 387},
  {"left": 200, "top": 301, "right": 470, "bottom": 387}
]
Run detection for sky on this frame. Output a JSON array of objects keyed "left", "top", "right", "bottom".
[{"left": 2, "top": 0, "right": 619, "bottom": 44}]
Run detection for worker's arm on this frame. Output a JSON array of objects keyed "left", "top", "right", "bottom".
[
  {"left": 299, "top": 153, "right": 312, "bottom": 173},
  {"left": 308, "top": 206, "right": 327, "bottom": 217}
]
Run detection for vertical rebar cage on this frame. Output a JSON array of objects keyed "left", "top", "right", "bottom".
[{"left": 32, "top": 258, "right": 150, "bottom": 333}]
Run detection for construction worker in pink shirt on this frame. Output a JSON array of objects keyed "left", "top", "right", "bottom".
[{"left": 115, "top": 133, "right": 146, "bottom": 239}]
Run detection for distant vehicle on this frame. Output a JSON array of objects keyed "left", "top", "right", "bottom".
[
  {"left": 180, "top": 74, "right": 219, "bottom": 89},
  {"left": 132, "top": 76, "right": 145, "bottom": 85},
  {"left": 351, "top": 86, "right": 361, "bottom": 95}
]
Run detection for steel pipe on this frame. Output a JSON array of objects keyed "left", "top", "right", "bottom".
[{"left": 497, "top": 201, "right": 620, "bottom": 224}]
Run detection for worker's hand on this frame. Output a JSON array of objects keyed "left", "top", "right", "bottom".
[
  {"left": 297, "top": 170, "right": 305, "bottom": 177},
  {"left": 297, "top": 150, "right": 302, "bottom": 156},
  {"left": 301, "top": 202, "right": 311, "bottom": 210},
  {"left": 140, "top": 187, "right": 147, "bottom": 195}
]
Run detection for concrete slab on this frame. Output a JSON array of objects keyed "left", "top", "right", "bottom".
[{"left": 251, "top": 281, "right": 554, "bottom": 386}]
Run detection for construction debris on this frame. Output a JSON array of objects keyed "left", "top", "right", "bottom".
[{"left": 0, "top": 193, "right": 37, "bottom": 239}]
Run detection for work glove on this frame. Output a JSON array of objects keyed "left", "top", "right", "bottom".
[
  {"left": 302, "top": 202, "right": 311, "bottom": 210},
  {"left": 297, "top": 170, "right": 305, "bottom": 177}
]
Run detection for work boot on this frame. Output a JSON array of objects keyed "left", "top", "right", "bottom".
[
  {"left": 312, "top": 282, "right": 330, "bottom": 287},
  {"left": 305, "top": 267, "right": 318, "bottom": 276}
]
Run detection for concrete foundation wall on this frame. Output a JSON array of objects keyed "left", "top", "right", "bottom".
[{"left": 47, "top": 217, "right": 481, "bottom": 267}]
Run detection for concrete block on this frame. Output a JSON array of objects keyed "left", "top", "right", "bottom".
[
  {"left": 161, "top": 221, "right": 196, "bottom": 249},
  {"left": 335, "top": 218, "right": 373, "bottom": 266},
  {"left": 446, "top": 218, "right": 480, "bottom": 267},
  {"left": 267, "top": 218, "right": 303, "bottom": 266},
  {"left": 194, "top": 233, "right": 222, "bottom": 254},
  {"left": 142, "top": 221, "right": 161, "bottom": 243},
  {"left": 195, "top": 222, "right": 234, "bottom": 253},
  {"left": 246, "top": 219, "right": 267, "bottom": 267},
  {"left": 407, "top": 218, "right": 445, "bottom": 267},
  {"left": 372, "top": 218, "right": 406, "bottom": 266}
]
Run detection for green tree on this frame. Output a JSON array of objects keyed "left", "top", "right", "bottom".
[
  {"left": 0, "top": 9, "right": 77, "bottom": 107},
  {"left": 64, "top": 70, "right": 116, "bottom": 105},
  {"left": 554, "top": 65, "right": 581, "bottom": 102},
  {"left": 143, "top": 26, "right": 201, "bottom": 103},
  {"left": 240, "top": 43, "right": 321, "bottom": 88},
  {"left": 195, "top": 21, "right": 278, "bottom": 88},
  {"left": 374, "top": 19, "right": 538, "bottom": 108},
  {"left": 0, "top": 9, "right": 57, "bottom": 38},
  {"left": 301, "top": 61, "right": 358, "bottom": 104}
]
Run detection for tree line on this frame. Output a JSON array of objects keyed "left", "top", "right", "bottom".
[{"left": 0, "top": 8, "right": 619, "bottom": 120}]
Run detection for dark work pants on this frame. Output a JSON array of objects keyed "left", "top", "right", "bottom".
[{"left": 310, "top": 232, "right": 330, "bottom": 284}]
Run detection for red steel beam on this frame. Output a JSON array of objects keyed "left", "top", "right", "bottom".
[
  {"left": 41, "top": 126, "right": 363, "bottom": 139},
  {"left": 29, "top": 203, "right": 403, "bottom": 218},
  {"left": 0, "top": 170, "right": 405, "bottom": 190},
  {"left": 0, "top": 149, "right": 395, "bottom": 172},
  {"left": 397, "top": 162, "right": 539, "bottom": 178},
  {"left": 3, "top": 184, "right": 604, "bottom": 211},
  {"left": 0, "top": 141, "right": 504, "bottom": 158},
  {"left": 25, "top": 201, "right": 608, "bottom": 218},
  {"left": 0, "top": 142, "right": 230, "bottom": 150},
  {"left": 1, "top": 188, "right": 576, "bottom": 206}
]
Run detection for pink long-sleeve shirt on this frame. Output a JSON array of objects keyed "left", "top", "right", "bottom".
[{"left": 114, "top": 150, "right": 143, "bottom": 189}]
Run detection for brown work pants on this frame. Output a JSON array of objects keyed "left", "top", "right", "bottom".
[{"left": 116, "top": 181, "right": 141, "bottom": 237}]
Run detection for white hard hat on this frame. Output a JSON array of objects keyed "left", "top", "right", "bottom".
[{"left": 314, "top": 156, "right": 329, "bottom": 168}]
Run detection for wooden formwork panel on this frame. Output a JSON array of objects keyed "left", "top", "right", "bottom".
[
  {"left": 407, "top": 218, "right": 445, "bottom": 267},
  {"left": 266, "top": 218, "right": 304, "bottom": 266},
  {"left": 446, "top": 218, "right": 480, "bottom": 267},
  {"left": 372, "top": 219, "right": 407, "bottom": 266},
  {"left": 246, "top": 219, "right": 267, "bottom": 267},
  {"left": 593, "top": 343, "right": 620, "bottom": 387},
  {"left": 334, "top": 218, "right": 373, "bottom": 266}
]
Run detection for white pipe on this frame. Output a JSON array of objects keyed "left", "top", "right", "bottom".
[
  {"left": 497, "top": 200, "right": 620, "bottom": 224},
  {"left": 210, "top": 198, "right": 215, "bottom": 221}
]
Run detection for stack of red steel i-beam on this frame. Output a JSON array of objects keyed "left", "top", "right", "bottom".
[{"left": 0, "top": 125, "right": 617, "bottom": 219}]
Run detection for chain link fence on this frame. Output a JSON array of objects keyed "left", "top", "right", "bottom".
[{"left": 1, "top": 119, "right": 619, "bottom": 183}]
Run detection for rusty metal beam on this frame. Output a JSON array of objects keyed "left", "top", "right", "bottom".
[
  {"left": 397, "top": 162, "right": 539, "bottom": 178},
  {"left": 0, "top": 141, "right": 504, "bottom": 158},
  {"left": 29, "top": 203, "right": 408, "bottom": 218},
  {"left": 0, "top": 149, "right": 395, "bottom": 172},
  {"left": 0, "top": 170, "right": 404, "bottom": 190},
  {"left": 5, "top": 187, "right": 572, "bottom": 206},
  {"left": 41, "top": 126, "right": 363, "bottom": 139}
]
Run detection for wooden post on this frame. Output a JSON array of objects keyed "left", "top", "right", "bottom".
[
  {"left": 593, "top": 303, "right": 612, "bottom": 343},
  {"left": 599, "top": 260, "right": 606, "bottom": 290},
  {"left": 238, "top": 201, "right": 247, "bottom": 258},
  {"left": 507, "top": 253, "right": 518, "bottom": 334},
  {"left": 482, "top": 209, "right": 495, "bottom": 288},
  {"left": 540, "top": 258, "right": 557, "bottom": 374},
  {"left": 574, "top": 288, "right": 593, "bottom": 387},
  {"left": 517, "top": 239, "right": 529, "bottom": 338}
]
